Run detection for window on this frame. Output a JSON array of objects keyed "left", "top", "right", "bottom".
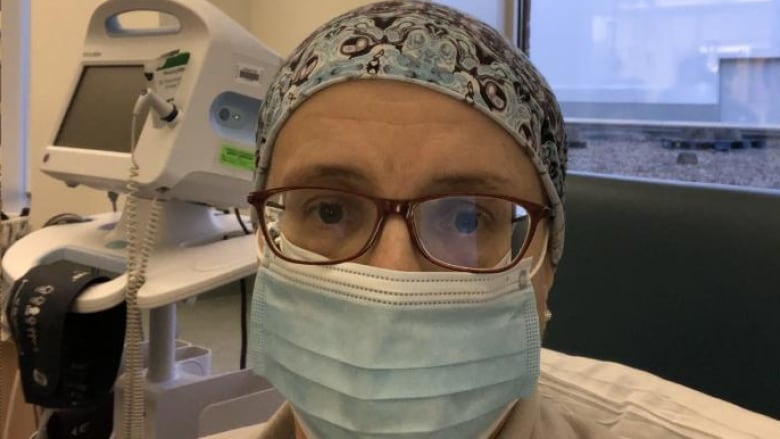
[
  {"left": 1, "top": 1, "right": 32, "bottom": 259},
  {"left": 526, "top": 0, "right": 780, "bottom": 190},
  {"left": 1, "top": 0, "right": 31, "bottom": 215},
  {"left": 438, "top": 0, "right": 779, "bottom": 190},
  {"left": 434, "top": 1, "right": 519, "bottom": 42}
]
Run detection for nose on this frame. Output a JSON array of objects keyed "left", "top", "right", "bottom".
[{"left": 359, "top": 216, "right": 433, "bottom": 271}]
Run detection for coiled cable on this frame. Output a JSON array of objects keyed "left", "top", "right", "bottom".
[
  {"left": 122, "top": 107, "right": 163, "bottom": 439},
  {"left": 234, "top": 209, "right": 251, "bottom": 370}
]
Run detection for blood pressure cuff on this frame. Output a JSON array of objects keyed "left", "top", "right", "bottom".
[
  {"left": 44, "top": 402, "right": 115, "bottom": 439},
  {"left": 5, "top": 261, "right": 126, "bottom": 408}
]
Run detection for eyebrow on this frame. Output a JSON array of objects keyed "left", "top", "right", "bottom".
[
  {"left": 279, "top": 164, "right": 520, "bottom": 197},
  {"left": 280, "top": 164, "right": 375, "bottom": 190},
  {"left": 424, "top": 174, "right": 516, "bottom": 194}
]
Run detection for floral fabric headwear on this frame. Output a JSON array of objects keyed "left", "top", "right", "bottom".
[{"left": 254, "top": 0, "right": 568, "bottom": 264}]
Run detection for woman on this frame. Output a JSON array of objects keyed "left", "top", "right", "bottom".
[{"left": 247, "top": 2, "right": 615, "bottom": 437}]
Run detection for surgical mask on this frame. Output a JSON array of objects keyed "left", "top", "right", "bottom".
[{"left": 249, "top": 235, "right": 543, "bottom": 438}]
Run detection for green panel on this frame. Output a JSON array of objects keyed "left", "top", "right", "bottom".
[
  {"left": 157, "top": 52, "right": 190, "bottom": 70},
  {"left": 219, "top": 144, "right": 255, "bottom": 171}
]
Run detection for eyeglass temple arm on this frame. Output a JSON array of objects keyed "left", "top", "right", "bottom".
[{"left": 510, "top": 205, "right": 554, "bottom": 223}]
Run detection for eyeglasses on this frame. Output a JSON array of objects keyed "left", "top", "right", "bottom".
[{"left": 247, "top": 187, "right": 552, "bottom": 273}]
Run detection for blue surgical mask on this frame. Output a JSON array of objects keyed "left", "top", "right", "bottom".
[{"left": 249, "top": 237, "right": 542, "bottom": 438}]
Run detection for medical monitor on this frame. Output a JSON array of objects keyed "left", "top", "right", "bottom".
[
  {"left": 40, "top": 0, "right": 282, "bottom": 208},
  {"left": 55, "top": 65, "right": 150, "bottom": 153}
]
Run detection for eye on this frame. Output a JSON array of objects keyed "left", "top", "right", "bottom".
[
  {"left": 454, "top": 210, "right": 479, "bottom": 234},
  {"left": 316, "top": 202, "right": 344, "bottom": 224},
  {"left": 431, "top": 199, "right": 490, "bottom": 235}
]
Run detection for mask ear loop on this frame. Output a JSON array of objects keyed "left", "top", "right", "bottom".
[
  {"left": 256, "top": 231, "right": 272, "bottom": 268},
  {"left": 529, "top": 226, "right": 550, "bottom": 279}
]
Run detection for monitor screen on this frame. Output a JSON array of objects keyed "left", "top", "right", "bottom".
[{"left": 55, "top": 65, "right": 150, "bottom": 153}]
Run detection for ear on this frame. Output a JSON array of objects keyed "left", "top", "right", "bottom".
[
  {"left": 534, "top": 256, "right": 555, "bottom": 334},
  {"left": 529, "top": 219, "right": 555, "bottom": 334}
]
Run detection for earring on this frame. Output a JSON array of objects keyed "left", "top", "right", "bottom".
[{"left": 544, "top": 310, "right": 552, "bottom": 323}]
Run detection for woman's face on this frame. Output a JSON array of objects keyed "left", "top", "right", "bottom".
[{"left": 265, "top": 80, "right": 554, "bottom": 324}]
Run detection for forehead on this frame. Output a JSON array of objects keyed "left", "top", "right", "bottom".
[{"left": 266, "top": 80, "right": 545, "bottom": 203}]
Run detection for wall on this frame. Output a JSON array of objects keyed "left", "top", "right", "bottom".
[
  {"left": 249, "top": 0, "right": 378, "bottom": 56},
  {"left": 210, "top": 0, "right": 253, "bottom": 29}
]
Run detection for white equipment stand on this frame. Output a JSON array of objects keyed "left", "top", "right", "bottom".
[
  {"left": 2, "top": 200, "right": 284, "bottom": 438},
  {"left": 3, "top": 0, "right": 286, "bottom": 434}
]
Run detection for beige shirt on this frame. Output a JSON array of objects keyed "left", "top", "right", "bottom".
[{"left": 254, "top": 392, "right": 615, "bottom": 439}]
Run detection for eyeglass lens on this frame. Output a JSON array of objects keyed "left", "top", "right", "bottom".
[{"left": 262, "top": 189, "right": 531, "bottom": 270}]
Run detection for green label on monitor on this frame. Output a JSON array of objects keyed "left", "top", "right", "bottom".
[
  {"left": 157, "top": 51, "right": 190, "bottom": 71},
  {"left": 219, "top": 145, "right": 255, "bottom": 171}
]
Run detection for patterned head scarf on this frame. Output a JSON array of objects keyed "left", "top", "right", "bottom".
[{"left": 254, "top": 0, "right": 567, "bottom": 264}]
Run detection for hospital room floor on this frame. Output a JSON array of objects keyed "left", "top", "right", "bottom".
[{"left": 144, "top": 277, "right": 252, "bottom": 374}]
